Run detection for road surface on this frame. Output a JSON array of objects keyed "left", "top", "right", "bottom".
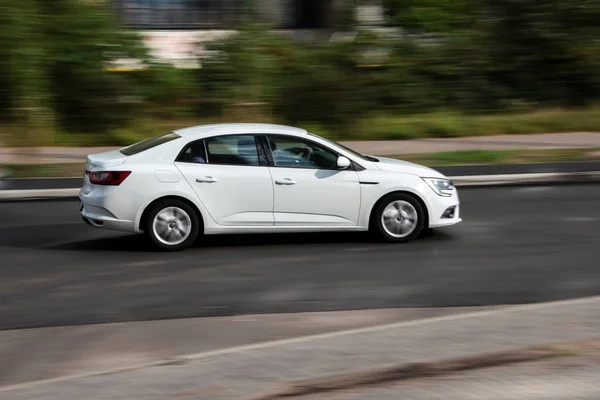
[{"left": 1, "top": 184, "right": 599, "bottom": 330}]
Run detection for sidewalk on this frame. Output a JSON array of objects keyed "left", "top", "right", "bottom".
[
  {"left": 0, "top": 308, "right": 476, "bottom": 388},
  {"left": 1, "top": 132, "right": 600, "bottom": 164},
  {"left": 2, "top": 296, "right": 599, "bottom": 400}
]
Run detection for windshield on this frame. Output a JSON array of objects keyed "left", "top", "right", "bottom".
[
  {"left": 307, "top": 132, "right": 377, "bottom": 162},
  {"left": 120, "top": 132, "right": 181, "bottom": 156}
]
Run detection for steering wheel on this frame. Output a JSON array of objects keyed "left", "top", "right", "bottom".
[{"left": 300, "top": 146, "right": 314, "bottom": 161}]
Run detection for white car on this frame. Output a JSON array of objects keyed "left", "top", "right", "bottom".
[{"left": 80, "top": 123, "right": 461, "bottom": 251}]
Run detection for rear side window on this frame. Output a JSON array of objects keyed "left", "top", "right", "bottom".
[
  {"left": 177, "top": 140, "right": 208, "bottom": 164},
  {"left": 205, "top": 135, "right": 260, "bottom": 166},
  {"left": 120, "top": 132, "right": 181, "bottom": 156}
]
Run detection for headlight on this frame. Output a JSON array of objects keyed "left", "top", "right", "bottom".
[{"left": 423, "top": 178, "right": 454, "bottom": 197}]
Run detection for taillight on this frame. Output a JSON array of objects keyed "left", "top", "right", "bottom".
[{"left": 86, "top": 170, "right": 131, "bottom": 186}]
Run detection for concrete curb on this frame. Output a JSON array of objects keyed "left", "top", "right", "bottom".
[
  {"left": 452, "top": 171, "right": 600, "bottom": 186},
  {"left": 1, "top": 171, "right": 599, "bottom": 200},
  {"left": 0, "top": 188, "right": 79, "bottom": 200}
]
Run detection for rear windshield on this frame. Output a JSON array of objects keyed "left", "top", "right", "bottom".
[{"left": 120, "top": 132, "right": 181, "bottom": 156}]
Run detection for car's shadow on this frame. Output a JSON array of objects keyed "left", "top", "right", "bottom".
[{"left": 48, "top": 228, "right": 452, "bottom": 252}]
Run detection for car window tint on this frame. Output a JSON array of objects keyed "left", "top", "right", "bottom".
[
  {"left": 205, "top": 135, "right": 260, "bottom": 166},
  {"left": 268, "top": 137, "right": 338, "bottom": 170},
  {"left": 120, "top": 132, "right": 181, "bottom": 156},
  {"left": 177, "top": 140, "right": 208, "bottom": 164}
]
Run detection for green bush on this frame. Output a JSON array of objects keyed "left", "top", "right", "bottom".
[
  {"left": 0, "top": 0, "right": 149, "bottom": 140},
  {"left": 353, "top": 107, "right": 600, "bottom": 140},
  {"left": 4, "top": 1, "right": 600, "bottom": 145},
  {"left": 354, "top": 112, "right": 466, "bottom": 140}
]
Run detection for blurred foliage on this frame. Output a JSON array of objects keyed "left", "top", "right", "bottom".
[
  {"left": 384, "top": 0, "right": 479, "bottom": 34},
  {"left": 198, "top": 0, "right": 600, "bottom": 132},
  {"left": 2, "top": 1, "right": 600, "bottom": 145},
  {"left": 353, "top": 108, "right": 600, "bottom": 140},
  {"left": 198, "top": 27, "right": 381, "bottom": 129},
  {"left": 0, "top": 0, "right": 147, "bottom": 139},
  {"left": 382, "top": 0, "right": 600, "bottom": 109}
]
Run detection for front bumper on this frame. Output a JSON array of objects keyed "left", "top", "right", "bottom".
[
  {"left": 429, "top": 207, "right": 462, "bottom": 227},
  {"left": 425, "top": 188, "right": 462, "bottom": 228}
]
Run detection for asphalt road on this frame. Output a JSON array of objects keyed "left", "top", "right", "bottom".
[{"left": 1, "top": 184, "right": 599, "bottom": 330}]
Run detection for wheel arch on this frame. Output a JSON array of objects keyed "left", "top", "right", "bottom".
[
  {"left": 368, "top": 190, "right": 429, "bottom": 229},
  {"left": 139, "top": 195, "right": 205, "bottom": 233}
]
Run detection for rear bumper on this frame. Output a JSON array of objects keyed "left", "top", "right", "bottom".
[
  {"left": 80, "top": 191, "right": 136, "bottom": 233},
  {"left": 81, "top": 211, "right": 136, "bottom": 232}
]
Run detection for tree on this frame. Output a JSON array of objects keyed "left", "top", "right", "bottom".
[
  {"left": 383, "top": 0, "right": 479, "bottom": 34},
  {"left": 383, "top": 0, "right": 600, "bottom": 110},
  {"left": 0, "top": 0, "right": 148, "bottom": 141},
  {"left": 0, "top": 0, "right": 52, "bottom": 141}
]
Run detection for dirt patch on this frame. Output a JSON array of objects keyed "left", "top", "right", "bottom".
[{"left": 251, "top": 339, "right": 600, "bottom": 399}]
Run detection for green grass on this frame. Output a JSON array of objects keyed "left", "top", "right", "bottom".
[
  {"left": 351, "top": 107, "right": 600, "bottom": 141},
  {"left": 3, "top": 106, "right": 600, "bottom": 147},
  {"left": 391, "top": 148, "right": 599, "bottom": 166},
  {"left": 53, "top": 117, "right": 214, "bottom": 147},
  {"left": 0, "top": 116, "right": 222, "bottom": 147}
]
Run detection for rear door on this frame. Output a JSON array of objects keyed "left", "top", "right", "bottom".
[
  {"left": 175, "top": 134, "right": 274, "bottom": 226},
  {"left": 265, "top": 135, "right": 361, "bottom": 226}
]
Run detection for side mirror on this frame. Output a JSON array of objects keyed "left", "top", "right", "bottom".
[{"left": 337, "top": 156, "right": 351, "bottom": 169}]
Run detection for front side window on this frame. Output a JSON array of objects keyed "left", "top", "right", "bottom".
[
  {"left": 267, "top": 136, "right": 338, "bottom": 170},
  {"left": 205, "top": 135, "right": 260, "bottom": 166}
]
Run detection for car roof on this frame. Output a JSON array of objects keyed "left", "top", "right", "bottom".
[{"left": 173, "top": 123, "right": 307, "bottom": 139}]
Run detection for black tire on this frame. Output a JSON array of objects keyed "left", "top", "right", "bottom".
[
  {"left": 370, "top": 193, "right": 425, "bottom": 243},
  {"left": 145, "top": 199, "right": 200, "bottom": 251}
]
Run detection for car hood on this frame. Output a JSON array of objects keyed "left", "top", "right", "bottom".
[{"left": 373, "top": 157, "right": 446, "bottom": 178}]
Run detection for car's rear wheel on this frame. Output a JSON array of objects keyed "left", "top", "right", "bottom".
[
  {"left": 146, "top": 200, "right": 200, "bottom": 251},
  {"left": 371, "top": 193, "right": 425, "bottom": 243}
]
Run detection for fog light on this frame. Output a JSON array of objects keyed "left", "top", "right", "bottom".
[
  {"left": 441, "top": 206, "right": 456, "bottom": 219},
  {"left": 92, "top": 219, "right": 104, "bottom": 226}
]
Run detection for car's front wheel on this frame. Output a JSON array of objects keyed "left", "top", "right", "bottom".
[
  {"left": 146, "top": 200, "right": 200, "bottom": 251},
  {"left": 371, "top": 193, "right": 425, "bottom": 243}
]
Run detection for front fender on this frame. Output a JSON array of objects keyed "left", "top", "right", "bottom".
[{"left": 357, "top": 172, "right": 436, "bottom": 227}]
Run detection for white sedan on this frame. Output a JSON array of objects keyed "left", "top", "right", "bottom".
[{"left": 80, "top": 123, "right": 461, "bottom": 251}]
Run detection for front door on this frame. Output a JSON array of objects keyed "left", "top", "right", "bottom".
[
  {"left": 266, "top": 135, "right": 360, "bottom": 226},
  {"left": 175, "top": 134, "right": 274, "bottom": 225}
]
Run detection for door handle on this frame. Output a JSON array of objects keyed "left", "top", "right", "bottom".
[
  {"left": 275, "top": 178, "right": 297, "bottom": 185},
  {"left": 196, "top": 176, "right": 218, "bottom": 183}
]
